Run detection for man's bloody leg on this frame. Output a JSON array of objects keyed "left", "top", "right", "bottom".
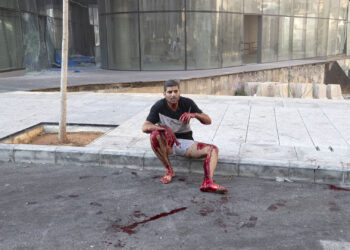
[
  {"left": 150, "top": 130, "right": 175, "bottom": 184},
  {"left": 197, "top": 144, "right": 228, "bottom": 194}
]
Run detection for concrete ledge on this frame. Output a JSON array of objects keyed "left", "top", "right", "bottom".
[
  {"left": 0, "top": 143, "right": 14, "bottom": 163},
  {"left": 55, "top": 146, "right": 101, "bottom": 167},
  {"left": 14, "top": 144, "right": 56, "bottom": 164},
  {"left": 239, "top": 158, "right": 290, "bottom": 179},
  {"left": 289, "top": 160, "right": 344, "bottom": 183},
  {"left": 100, "top": 149, "right": 145, "bottom": 170},
  {"left": 0, "top": 143, "right": 349, "bottom": 185}
]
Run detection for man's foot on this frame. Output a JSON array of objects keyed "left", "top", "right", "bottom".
[
  {"left": 200, "top": 181, "right": 228, "bottom": 194},
  {"left": 161, "top": 171, "right": 175, "bottom": 184}
]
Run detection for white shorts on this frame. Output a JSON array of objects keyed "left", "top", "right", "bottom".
[{"left": 173, "top": 139, "right": 195, "bottom": 156}]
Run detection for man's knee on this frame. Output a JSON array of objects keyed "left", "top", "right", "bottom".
[
  {"left": 211, "top": 145, "right": 219, "bottom": 153},
  {"left": 150, "top": 130, "right": 162, "bottom": 145},
  {"left": 198, "top": 143, "right": 219, "bottom": 155},
  {"left": 205, "top": 144, "right": 218, "bottom": 155}
]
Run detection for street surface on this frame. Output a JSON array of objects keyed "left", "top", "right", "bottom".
[{"left": 1, "top": 162, "right": 350, "bottom": 250}]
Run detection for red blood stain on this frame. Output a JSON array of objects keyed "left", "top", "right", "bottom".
[
  {"left": 196, "top": 144, "right": 219, "bottom": 181},
  {"left": 267, "top": 204, "right": 278, "bottom": 211},
  {"left": 162, "top": 126, "right": 178, "bottom": 147},
  {"left": 196, "top": 142, "right": 208, "bottom": 150},
  {"left": 328, "top": 185, "right": 350, "bottom": 191},
  {"left": 110, "top": 207, "right": 187, "bottom": 235},
  {"left": 178, "top": 177, "right": 186, "bottom": 182},
  {"left": 133, "top": 210, "right": 147, "bottom": 218},
  {"left": 215, "top": 218, "right": 227, "bottom": 232},
  {"left": 197, "top": 143, "right": 226, "bottom": 193},
  {"left": 114, "top": 240, "right": 126, "bottom": 248},
  {"left": 152, "top": 175, "right": 161, "bottom": 179},
  {"left": 199, "top": 206, "right": 214, "bottom": 216},
  {"left": 150, "top": 129, "right": 177, "bottom": 177},
  {"left": 166, "top": 101, "right": 178, "bottom": 111},
  {"left": 329, "top": 201, "right": 341, "bottom": 211},
  {"left": 221, "top": 196, "right": 229, "bottom": 204},
  {"left": 150, "top": 130, "right": 161, "bottom": 151}
]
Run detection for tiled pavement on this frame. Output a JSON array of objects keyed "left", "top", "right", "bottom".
[{"left": 1, "top": 91, "right": 350, "bottom": 186}]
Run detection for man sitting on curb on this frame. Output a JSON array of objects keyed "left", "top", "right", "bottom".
[{"left": 142, "top": 80, "right": 228, "bottom": 194}]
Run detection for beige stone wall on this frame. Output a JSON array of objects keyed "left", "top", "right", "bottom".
[
  {"left": 65, "top": 63, "right": 326, "bottom": 95},
  {"left": 178, "top": 63, "right": 325, "bottom": 95}
]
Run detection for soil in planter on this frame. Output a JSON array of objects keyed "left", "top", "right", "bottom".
[{"left": 29, "top": 132, "right": 103, "bottom": 146}]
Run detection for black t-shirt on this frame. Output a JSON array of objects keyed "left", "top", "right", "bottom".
[{"left": 146, "top": 96, "right": 203, "bottom": 140}]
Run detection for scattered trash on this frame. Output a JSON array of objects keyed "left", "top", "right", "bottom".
[{"left": 275, "top": 177, "right": 293, "bottom": 183}]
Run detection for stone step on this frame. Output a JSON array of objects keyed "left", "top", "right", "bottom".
[{"left": 245, "top": 82, "right": 343, "bottom": 99}]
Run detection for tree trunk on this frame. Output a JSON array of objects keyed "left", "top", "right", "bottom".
[{"left": 59, "top": 0, "right": 69, "bottom": 142}]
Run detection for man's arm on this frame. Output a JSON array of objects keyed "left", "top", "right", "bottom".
[
  {"left": 195, "top": 112, "right": 211, "bottom": 125},
  {"left": 142, "top": 121, "right": 179, "bottom": 146},
  {"left": 142, "top": 121, "right": 164, "bottom": 134},
  {"left": 179, "top": 112, "right": 211, "bottom": 125}
]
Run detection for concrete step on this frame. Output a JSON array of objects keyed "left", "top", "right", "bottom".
[{"left": 1, "top": 142, "right": 349, "bottom": 186}]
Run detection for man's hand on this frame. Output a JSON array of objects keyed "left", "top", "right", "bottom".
[
  {"left": 161, "top": 126, "right": 179, "bottom": 147},
  {"left": 179, "top": 113, "right": 196, "bottom": 124}
]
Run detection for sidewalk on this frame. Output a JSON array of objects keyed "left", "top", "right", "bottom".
[{"left": 1, "top": 91, "right": 350, "bottom": 186}]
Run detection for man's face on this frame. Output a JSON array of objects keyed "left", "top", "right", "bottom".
[{"left": 164, "top": 86, "right": 180, "bottom": 104}]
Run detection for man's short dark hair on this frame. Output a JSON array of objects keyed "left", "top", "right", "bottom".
[{"left": 164, "top": 80, "right": 179, "bottom": 92}]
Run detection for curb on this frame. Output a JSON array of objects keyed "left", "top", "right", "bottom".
[{"left": 1, "top": 143, "right": 349, "bottom": 186}]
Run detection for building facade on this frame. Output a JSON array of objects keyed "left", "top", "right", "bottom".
[
  {"left": 0, "top": 0, "right": 96, "bottom": 72},
  {"left": 1, "top": 0, "right": 350, "bottom": 73}
]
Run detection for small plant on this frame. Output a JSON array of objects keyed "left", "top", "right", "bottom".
[{"left": 234, "top": 89, "right": 246, "bottom": 96}]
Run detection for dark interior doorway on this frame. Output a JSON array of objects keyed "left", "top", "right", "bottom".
[{"left": 243, "top": 15, "right": 261, "bottom": 64}]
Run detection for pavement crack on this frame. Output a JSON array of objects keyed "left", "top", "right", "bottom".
[
  {"left": 211, "top": 104, "right": 229, "bottom": 141},
  {"left": 244, "top": 105, "right": 252, "bottom": 143},
  {"left": 297, "top": 108, "right": 316, "bottom": 148},
  {"left": 320, "top": 107, "right": 350, "bottom": 147},
  {"left": 274, "top": 107, "right": 280, "bottom": 146}
]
